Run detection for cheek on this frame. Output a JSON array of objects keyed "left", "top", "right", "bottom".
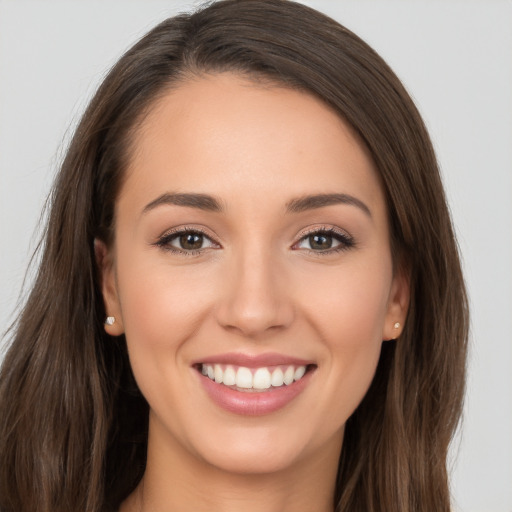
[
  {"left": 115, "top": 250, "right": 216, "bottom": 363},
  {"left": 114, "top": 252, "right": 220, "bottom": 428},
  {"left": 302, "top": 257, "right": 392, "bottom": 343},
  {"left": 298, "top": 258, "right": 391, "bottom": 411}
]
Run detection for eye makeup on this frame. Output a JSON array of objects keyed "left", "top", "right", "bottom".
[
  {"left": 153, "top": 225, "right": 220, "bottom": 256},
  {"left": 292, "top": 225, "right": 355, "bottom": 255},
  {"left": 152, "top": 223, "right": 356, "bottom": 257}
]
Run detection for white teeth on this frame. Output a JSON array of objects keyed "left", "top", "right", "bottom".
[
  {"left": 283, "top": 366, "right": 295, "bottom": 385},
  {"left": 236, "top": 367, "right": 253, "bottom": 388},
  {"left": 294, "top": 366, "right": 306, "bottom": 381},
  {"left": 214, "top": 364, "right": 223, "bottom": 383},
  {"left": 223, "top": 365, "right": 236, "bottom": 386},
  {"left": 200, "top": 364, "right": 309, "bottom": 389},
  {"left": 253, "top": 368, "right": 271, "bottom": 389},
  {"left": 271, "top": 368, "right": 284, "bottom": 387}
]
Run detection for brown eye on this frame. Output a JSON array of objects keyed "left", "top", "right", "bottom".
[
  {"left": 156, "top": 229, "right": 218, "bottom": 253},
  {"left": 178, "top": 232, "right": 204, "bottom": 250},
  {"left": 308, "top": 233, "right": 333, "bottom": 250},
  {"left": 295, "top": 229, "right": 354, "bottom": 253}
]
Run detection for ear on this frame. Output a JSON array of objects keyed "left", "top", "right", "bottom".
[
  {"left": 94, "top": 238, "right": 124, "bottom": 336},
  {"left": 382, "top": 265, "right": 410, "bottom": 341}
]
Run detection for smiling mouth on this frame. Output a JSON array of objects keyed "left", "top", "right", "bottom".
[{"left": 195, "top": 363, "right": 317, "bottom": 392}]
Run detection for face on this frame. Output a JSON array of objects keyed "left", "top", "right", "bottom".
[{"left": 97, "top": 73, "right": 408, "bottom": 477}]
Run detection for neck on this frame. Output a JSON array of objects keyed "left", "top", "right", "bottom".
[{"left": 120, "top": 417, "right": 342, "bottom": 512}]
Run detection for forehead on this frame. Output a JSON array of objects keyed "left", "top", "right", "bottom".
[{"left": 119, "top": 72, "right": 385, "bottom": 217}]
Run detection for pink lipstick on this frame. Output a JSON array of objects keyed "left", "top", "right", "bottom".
[{"left": 193, "top": 352, "right": 316, "bottom": 416}]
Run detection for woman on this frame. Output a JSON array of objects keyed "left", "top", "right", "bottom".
[{"left": 0, "top": 1, "right": 468, "bottom": 511}]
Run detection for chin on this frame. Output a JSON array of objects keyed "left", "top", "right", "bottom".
[
  {"left": 198, "top": 437, "right": 309, "bottom": 475},
  {"left": 181, "top": 413, "right": 343, "bottom": 477}
]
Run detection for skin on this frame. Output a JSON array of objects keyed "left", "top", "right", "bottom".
[{"left": 96, "top": 73, "right": 409, "bottom": 512}]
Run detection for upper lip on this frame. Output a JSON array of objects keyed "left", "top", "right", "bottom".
[{"left": 192, "top": 352, "right": 315, "bottom": 368}]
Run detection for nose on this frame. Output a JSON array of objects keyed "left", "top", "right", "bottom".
[{"left": 215, "top": 247, "right": 294, "bottom": 338}]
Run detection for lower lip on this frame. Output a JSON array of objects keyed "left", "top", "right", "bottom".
[{"left": 198, "top": 370, "right": 314, "bottom": 416}]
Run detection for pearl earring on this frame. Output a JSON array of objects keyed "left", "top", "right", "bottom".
[
  {"left": 105, "top": 316, "right": 116, "bottom": 326},
  {"left": 394, "top": 322, "right": 401, "bottom": 329}
]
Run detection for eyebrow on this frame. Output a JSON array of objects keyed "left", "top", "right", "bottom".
[
  {"left": 142, "top": 192, "right": 224, "bottom": 214},
  {"left": 285, "top": 193, "right": 371, "bottom": 217},
  {"left": 142, "top": 191, "right": 371, "bottom": 217}
]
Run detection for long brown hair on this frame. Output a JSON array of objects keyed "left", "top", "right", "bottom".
[{"left": 0, "top": 1, "right": 468, "bottom": 511}]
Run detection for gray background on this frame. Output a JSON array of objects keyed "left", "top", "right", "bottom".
[{"left": 1, "top": 1, "right": 511, "bottom": 510}]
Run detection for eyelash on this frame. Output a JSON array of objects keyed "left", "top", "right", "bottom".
[
  {"left": 292, "top": 226, "right": 355, "bottom": 255},
  {"left": 154, "top": 226, "right": 217, "bottom": 256},
  {"left": 153, "top": 225, "right": 355, "bottom": 256}
]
